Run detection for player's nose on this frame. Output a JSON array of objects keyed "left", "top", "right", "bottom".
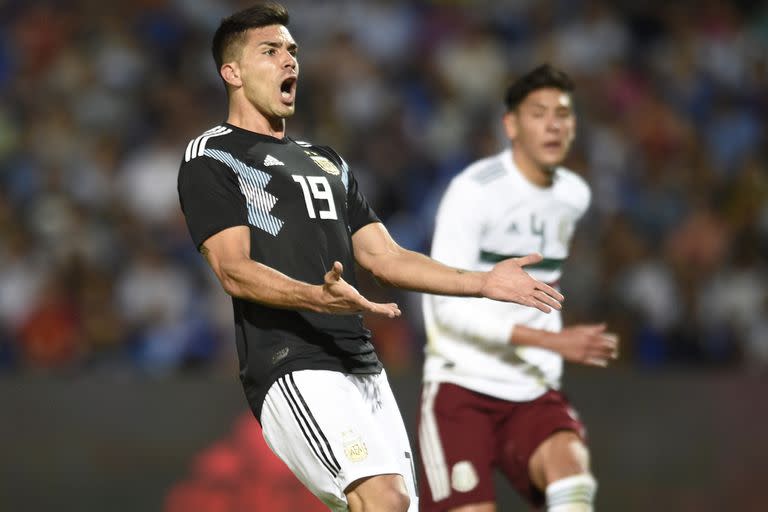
[
  {"left": 546, "top": 116, "right": 561, "bottom": 131},
  {"left": 282, "top": 51, "right": 297, "bottom": 70}
]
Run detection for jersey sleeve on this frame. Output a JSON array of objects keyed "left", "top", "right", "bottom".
[
  {"left": 177, "top": 156, "right": 248, "bottom": 250},
  {"left": 427, "top": 177, "right": 518, "bottom": 345},
  {"left": 319, "top": 146, "right": 380, "bottom": 233},
  {"left": 346, "top": 168, "right": 380, "bottom": 233}
]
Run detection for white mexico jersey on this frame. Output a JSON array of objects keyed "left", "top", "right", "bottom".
[{"left": 422, "top": 149, "right": 591, "bottom": 401}]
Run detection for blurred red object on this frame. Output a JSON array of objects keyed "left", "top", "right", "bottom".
[
  {"left": 164, "top": 412, "right": 326, "bottom": 512},
  {"left": 16, "top": 287, "right": 81, "bottom": 368}
]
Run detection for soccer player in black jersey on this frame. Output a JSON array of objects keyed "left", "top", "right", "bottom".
[{"left": 177, "top": 3, "right": 563, "bottom": 511}]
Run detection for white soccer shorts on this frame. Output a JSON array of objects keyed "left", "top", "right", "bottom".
[{"left": 261, "top": 369, "right": 419, "bottom": 511}]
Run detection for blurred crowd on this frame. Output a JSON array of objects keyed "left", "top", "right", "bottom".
[{"left": 1, "top": 0, "right": 766, "bottom": 375}]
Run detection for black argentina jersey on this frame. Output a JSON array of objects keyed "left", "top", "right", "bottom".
[{"left": 178, "top": 123, "right": 383, "bottom": 420}]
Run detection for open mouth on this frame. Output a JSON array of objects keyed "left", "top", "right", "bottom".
[{"left": 280, "top": 77, "right": 296, "bottom": 102}]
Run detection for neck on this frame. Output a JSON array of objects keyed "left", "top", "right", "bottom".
[
  {"left": 511, "top": 148, "right": 555, "bottom": 187},
  {"left": 227, "top": 102, "right": 286, "bottom": 139}
]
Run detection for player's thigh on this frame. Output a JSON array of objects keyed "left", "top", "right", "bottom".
[
  {"left": 344, "top": 370, "right": 417, "bottom": 510},
  {"left": 370, "top": 370, "right": 418, "bottom": 502},
  {"left": 497, "top": 390, "right": 587, "bottom": 505},
  {"left": 261, "top": 370, "right": 407, "bottom": 511},
  {"left": 418, "top": 382, "right": 497, "bottom": 511}
]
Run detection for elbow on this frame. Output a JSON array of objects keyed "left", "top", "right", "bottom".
[
  {"left": 220, "top": 277, "right": 241, "bottom": 298},
  {"left": 218, "top": 265, "right": 243, "bottom": 298},
  {"left": 362, "top": 247, "right": 406, "bottom": 288},
  {"left": 368, "top": 262, "right": 396, "bottom": 287}
]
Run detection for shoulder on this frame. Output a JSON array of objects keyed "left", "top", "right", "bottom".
[
  {"left": 445, "top": 152, "right": 508, "bottom": 201},
  {"left": 183, "top": 125, "right": 234, "bottom": 163},
  {"left": 292, "top": 138, "right": 346, "bottom": 166},
  {"left": 458, "top": 152, "right": 508, "bottom": 186},
  {"left": 554, "top": 167, "right": 591, "bottom": 206}
]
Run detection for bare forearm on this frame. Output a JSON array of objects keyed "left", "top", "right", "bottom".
[
  {"left": 353, "top": 222, "right": 561, "bottom": 311},
  {"left": 512, "top": 323, "right": 619, "bottom": 366},
  {"left": 219, "top": 258, "right": 322, "bottom": 311},
  {"left": 370, "top": 248, "right": 485, "bottom": 297},
  {"left": 510, "top": 324, "right": 559, "bottom": 349}
]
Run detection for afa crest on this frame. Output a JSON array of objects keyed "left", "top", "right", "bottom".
[
  {"left": 342, "top": 429, "right": 368, "bottom": 462},
  {"left": 305, "top": 150, "right": 341, "bottom": 175}
]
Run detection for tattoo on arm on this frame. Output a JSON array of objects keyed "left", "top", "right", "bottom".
[{"left": 200, "top": 246, "right": 209, "bottom": 257}]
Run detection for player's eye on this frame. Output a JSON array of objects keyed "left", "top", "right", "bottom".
[{"left": 264, "top": 48, "right": 277, "bottom": 56}]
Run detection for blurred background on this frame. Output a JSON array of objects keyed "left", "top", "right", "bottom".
[{"left": 1, "top": 0, "right": 767, "bottom": 510}]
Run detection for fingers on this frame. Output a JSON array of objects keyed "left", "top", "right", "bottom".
[
  {"left": 533, "top": 290, "right": 562, "bottom": 311},
  {"left": 603, "top": 332, "right": 620, "bottom": 359},
  {"left": 525, "top": 297, "right": 551, "bottom": 314},
  {"left": 581, "top": 323, "right": 606, "bottom": 333},
  {"left": 359, "top": 295, "right": 401, "bottom": 318},
  {"left": 362, "top": 299, "right": 401, "bottom": 318},
  {"left": 535, "top": 281, "right": 565, "bottom": 304},
  {"left": 515, "top": 253, "right": 543, "bottom": 267},
  {"left": 585, "top": 332, "right": 620, "bottom": 367},
  {"left": 324, "top": 261, "right": 344, "bottom": 284}
]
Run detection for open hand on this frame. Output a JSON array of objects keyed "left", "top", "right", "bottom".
[
  {"left": 481, "top": 253, "right": 564, "bottom": 313},
  {"left": 319, "top": 261, "right": 401, "bottom": 318},
  {"left": 554, "top": 323, "right": 619, "bottom": 367}
]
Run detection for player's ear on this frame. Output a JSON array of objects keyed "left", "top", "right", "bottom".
[
  {"left": 221, "top": 62, "right": 242, "bottom": 88},
  {"left": 503, "top": 111, "right": 518, "bottom": 141}
]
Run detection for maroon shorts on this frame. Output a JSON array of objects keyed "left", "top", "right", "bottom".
[{"left": 417, "top": 382, "right": 586, "bottom": 510}]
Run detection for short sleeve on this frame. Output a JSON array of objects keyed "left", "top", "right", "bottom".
[
  {"left": 345, "top": 169, "right": 380, "bottom": 233},
  {"left": 177, "top": 156, "right": 248, "bottom": 249}
]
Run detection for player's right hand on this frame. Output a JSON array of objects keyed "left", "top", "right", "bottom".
[
  {"left": 555, "top": 323, "right": 619, "bottom": 367},
  {"left": 318, "top": 261, "right": 401, "bottom": 318},
  {"left": 482, "top": 253, "right": 564, "bottom": 313}
]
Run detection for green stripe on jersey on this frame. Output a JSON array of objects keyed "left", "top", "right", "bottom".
[{"left": 479, "top": 250, "right": 564, "bottom": 271}]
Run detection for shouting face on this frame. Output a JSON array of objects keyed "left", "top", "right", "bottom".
[{"left": 222, "top": 24, "right": 299, "bottom": 125}]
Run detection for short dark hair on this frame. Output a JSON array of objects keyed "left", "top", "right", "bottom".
[
  {"left": 504, "top": 64, "right": 575, "bottom": 111},
  {"left": 211, "top": 2, "right": 290, "bottom": 71}
]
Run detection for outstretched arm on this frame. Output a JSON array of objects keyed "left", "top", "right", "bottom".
[
  {"left": 352, "top": 222, "right": 563, "bottom": 312},
  {"left": 201, "top": 225, "right": 400, "bottom": 318}
]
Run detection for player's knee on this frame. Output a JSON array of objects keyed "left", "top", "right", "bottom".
[
  {"left": 377, "top": 485, "right": 410, "bottom": 512},
  {"left": 346, "top": 474, "right": 410, "bottom": 512},
  {"left": 356, "top": 486, "right": 409, "bottom": 511},
  {"left": 531, "top": 431, "right": 590, "bottom": 486},
  {"left": 545, "top": 473, "right": 597, "bottom": 512},
  {"left": 561, "top": 435, "right": 590, "bottom": 474}
]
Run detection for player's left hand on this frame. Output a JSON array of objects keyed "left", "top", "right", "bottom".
[
  {"left": 555, "top": 324, "right": 619, "bottom": 367},
  {"left": 481, "top": 253, "right": 564, "bottom": 313}
]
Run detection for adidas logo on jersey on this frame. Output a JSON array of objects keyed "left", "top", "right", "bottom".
[{"left": 263, "top": 154, "right": 284, "bottom": 166}]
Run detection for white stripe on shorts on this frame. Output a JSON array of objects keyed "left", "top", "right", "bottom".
[{"left": 419, "top": 381, "right": 451, "bottom": 501}]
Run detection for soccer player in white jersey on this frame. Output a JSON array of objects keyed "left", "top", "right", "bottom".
[{"left": 418, "top": 65, "right": 619, "bottom": 512}]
